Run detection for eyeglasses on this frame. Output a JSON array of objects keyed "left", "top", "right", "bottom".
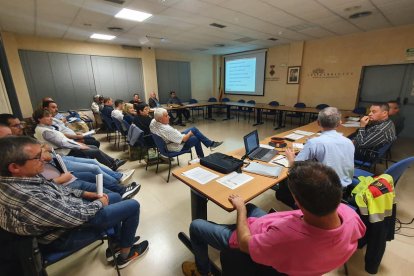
[
  {"left": 25, "top": 150, "right": 44, "bottom": 162},
  {"left": 10, "top": 123, "right": 23, "bottom": 129}
]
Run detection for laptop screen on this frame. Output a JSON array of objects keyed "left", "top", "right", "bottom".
[{"left": 244, "top": 130, "right": 259, "bottom": 155}]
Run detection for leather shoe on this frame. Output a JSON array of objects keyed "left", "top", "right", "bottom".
[{"left": 112, "top": 159, "right": 127, "bottom": 171}]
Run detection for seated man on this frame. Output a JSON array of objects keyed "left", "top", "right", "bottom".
[
  {"left": 101, "top": 97, "right": 114, "bottom": 118},
  {"left": 111, "top": 99, "right": 125, "bottom": 122},
  {"left": 43, "top": 101, "right": 100, "bottom": 148},
  {"left": 150, "top": 108, "right": 222, "bottom": 158},
  {"left": 168, "top": 91, "right": 190, "bottom": 126},
  {"left": 353, "top": 102, "right": 397, "bottom": 161},
  {"left": 388, "top": 100, "right": 405, "bottom": 136},
  {"left": 33, "top": 109, "right": 126, "bottom": 171},
  {"left": 0, "top": 113, "right": 24, "bottom": 136},
  {"left": 148, "top": 91, "right": 161, "bottom": 108},
  {"left": 286, "top": 107, "right": 354, "bottom": 187},
  {"left": 133, "top": 103, "right": 152, "bottom": 135},
  {"left": 130, "top": 93, "right": 143, "bottom": 105},
  {"left": 0, "top": 136, "right": 148, "bottom": 268},
  {"left": 182, "top": 161, "right": 366, "bottom": 276},
  {"left": 91, "top": 95, "right": 103, "bottom": 114}
]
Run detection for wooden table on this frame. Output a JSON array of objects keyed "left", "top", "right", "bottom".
[{"left": 172, "top": 120, "right": 358, "bottom": 220}]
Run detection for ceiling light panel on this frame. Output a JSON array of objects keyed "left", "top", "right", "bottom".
[
  {"left": 115, "top": 8, "right": 153, "bottom": 22},
  {"left": 90, "top": 33, "right": 116, "bottom": 40}
]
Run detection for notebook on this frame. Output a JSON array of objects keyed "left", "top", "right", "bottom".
[{"left": 243, "top": 130, "right": 278, "bottom": 162}]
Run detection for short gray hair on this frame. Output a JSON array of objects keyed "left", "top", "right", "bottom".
[
  {"left": 317, "top": 107, "right": 341, "bottom": 129},
  {"left": 154, "top": 108, "right": 167, "bottom": 121},
  {"left": 0, "top": 136, "right": 40, "bottom": 176}
]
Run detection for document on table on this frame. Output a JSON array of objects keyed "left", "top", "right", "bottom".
[
  {"left": 182, "top": 167, "right": 219, "bottom": 185},
  {"left": 269, "top": 155, "right": 289, "bottom": 168},
  {"left": 284, "top": 133, "right": 304, "bottom": 141},
  {"left": 342, "top": 121, "right": 360, "bottom": 127},
  {"left": 293, "top": 130, "right": 315, "bottom": 136},
  {"left": 243, "top": 162, "right": 282, "bottom": 178},
  {"left": 292, "top": 143, "right": 304, "bottom": 150},
  {"left": 216, "top": 172, "right": 253, "bottom": 190}
]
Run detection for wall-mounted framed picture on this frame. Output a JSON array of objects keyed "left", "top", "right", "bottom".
[{"left": 287, "top": 66, "right": 300, "bottom": 84}]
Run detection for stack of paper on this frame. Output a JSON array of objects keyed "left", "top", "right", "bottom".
[
  {"left": 342, "top": 121, "right": 360, "bottom": 127},
  {"left": 216, "top": 172, "right": 253, "bottom": 189},
  {"left": 284, "top": 133, "right": 304, "bottom": 141},
  {"left": 243, "top": 162, "right": 282, "bottom": 178},
  {"left": 293, "top": 130, "right": 315, "bottom": 136},
  {"left": 292, "top": 143, "right": 304, "bottom": 150},
  {"left": 182, "top": 167, "right": 219, "bottom": 185}
]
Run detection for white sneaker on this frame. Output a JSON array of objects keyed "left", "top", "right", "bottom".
[{"left": 120, "top": 169, "right": 135, "bottom": 184}]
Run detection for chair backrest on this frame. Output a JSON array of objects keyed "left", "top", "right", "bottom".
[
  {"left": 100, "top": 113, "right": 115, "bottom": 131},
  {"left": 189, "top": 98, "right": 198, "bottom": 104},
  {"left": 113, "top": 118, "right": 127, "bottom": 135},
  {"left": 353, "top": 107, "right": 366, "bottom": 115},
  {"left": 384, "top": 156, "right": 414, "bottom": 187},
  {"left": 152, "top": 133, "right": 170, "bottom": 156},
  {"left": 247, "top": 100, "right": 255, "bottom": 104},
  {"left": 222, "top": 97, "right": 230, "bottom": 102},
  {"left": 316, "top": 103, "right": 329, "bottom": 110},
  {"left": 238, "top": 99, "right": 245, "bottom": 103},
  {"left": 268, "top": 101, "right": 279, "bottom": 106},
  {"left": 294, "top": 102, "right": 306, "bottom": 108},
  {"left": 208, "top": 97, "right": 217, "bottom": 102}
]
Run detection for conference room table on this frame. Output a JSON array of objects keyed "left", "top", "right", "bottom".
[
  {"left": 159, "top": 102, "right": 358, "bottom": 129},
  {"left": 172, "top": 120, "right": 359, "bottom": 221}
]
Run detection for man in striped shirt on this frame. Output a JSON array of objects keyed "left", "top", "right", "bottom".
[
  {"left": 353, "top": 103, "right": 396, "bottom": 161},
  {"left": 0, "top": 136, "right": 148, "bottom": 268}
]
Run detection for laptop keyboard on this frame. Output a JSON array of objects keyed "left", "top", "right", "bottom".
[{"left": 254, "top": 148, "right": 270, "bottom": 159}]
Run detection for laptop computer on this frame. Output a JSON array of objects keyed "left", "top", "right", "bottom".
[{"left": 243, "top": 130, "right": 278, "bottom": 162}]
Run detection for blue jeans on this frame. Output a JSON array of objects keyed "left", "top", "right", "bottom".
[
  {"left": 63, "top": 156, "right": 122, "bottom": 180},
  {"left": 43, "top": 198, "right": 140, "bottom": 252},
  {"left": 190, "top": 203, "right": 267, "bottom": 274},
  {"left": 68, "top": 179, "right": 113, "bottom": 194},
  {"left": 74, "top": 172, "right": 126, "bottom": 195},
  {"left": 182, "top": 127, "right": 213, "bottom": 157}
]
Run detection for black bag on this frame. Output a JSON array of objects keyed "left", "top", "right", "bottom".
[{"left": 200, "top": 152, "right": 243, "bottom": 174}]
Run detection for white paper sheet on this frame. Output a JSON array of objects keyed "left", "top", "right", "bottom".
[
  {"left": 243, "top": 162, "right": 282, "bottom": 178},
  {"left": 292, "top": 143, "right": 304, "bottom": 150},
  {"left": 293, "top": 130, "right": 315, "bottom": 136},
  {"left": 182, "top": 167, "right": 219, "bottom": 185},
  {"left": 82, "top": 129, "right": 96, "bottom": 137},
  {"left": 55, "top": 154, "right": 68, "bottom": 173},
  {"left": 216, "top": 172, "right": 253, "bottom": 190},
  {"left": 342, "top": 121, "right": 360, "bottom": 127},
  {"left": 284, "top": 133, "right": 304, "bottom": 140}
]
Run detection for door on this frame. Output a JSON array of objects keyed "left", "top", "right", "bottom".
[{"left": 359, "top": 64, "right": 414, "bottom": 138}]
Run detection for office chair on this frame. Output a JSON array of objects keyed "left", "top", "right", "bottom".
[
  {"left": 100, "top": 113, "right": 116, "bottom": 143},
  {"left": 263, "top": 101, "right": 279, "bottom": 126},
  {"left": 354, "top": 143, "right": 393, "bottom": 173},
  {"left": 151, "top": 133, "right": 193, "bottom": 182},
  {"left": 285, "top": 102, "right": 306, "bottom": 126},
  {"left": 188, "top": 99, "right": 205, "bottom": 119},
  {"left": 127, "top": 124, "right": 157, "bottom": 169}
]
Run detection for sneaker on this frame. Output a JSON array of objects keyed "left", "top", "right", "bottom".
[
  {"left": 120, "top": 169, "right": 135, "bottom": 184},
  {"left": 105, "top": 236, "right": 141, "bottom": 262},
  {"left": 121, "top": 183, "right": 141, "bottom": 200},
  {"left": 182, "top": 261, "right": 211, "bottom": 276},
  {"left": 116, "top": 240, "right": 149, "bottom": 269},
  {"left": 210, "top": 141, "right": 223, "bottom": 151}
]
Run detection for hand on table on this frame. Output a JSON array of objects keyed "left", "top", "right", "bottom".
[{"left": 228, "top": 194, "right": 245, "bottom": 210}]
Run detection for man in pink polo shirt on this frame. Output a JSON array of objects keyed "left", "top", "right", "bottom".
[{"left": 182, "top": 161, "right": 366, "bottom": 276}]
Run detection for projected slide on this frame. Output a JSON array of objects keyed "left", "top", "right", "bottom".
[
  {"left": 225, "top": 58, "right": 256, "bottom": 92},
  {"left": 224, "top": 49, "right": 266, "bottom": 96}
]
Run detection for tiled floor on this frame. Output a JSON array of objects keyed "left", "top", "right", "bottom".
[{"left": 47, "top": 114, "right": 414, "bottom": 276}]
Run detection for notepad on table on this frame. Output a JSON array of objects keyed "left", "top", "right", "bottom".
[
  {"left": 269, "top": 155, "right": 289, "bottom": 168},
  {"left": 216, "top": 172, "right": 253, "bottom": 190},
  {"left": 243, "top": 162, "right": 282, "bottom": 178},
  {"left": 293, "top": 130, "right": 315, "bottom": 136},
  {"left": 284, "top": 133, "right": 304, "bottom": 141}
]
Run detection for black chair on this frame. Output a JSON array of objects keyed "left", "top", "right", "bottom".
[
  {"left": 285, "top": 102, "right": 306, "bottom": 126},
  {"left": 113, "top": 119, "right": 129, "bottom": 151},
  {"left": 127, "top": 124, "right": 157, "bottom": 169},
  {"left": 310, "top": 103, "right": 329, "bottom": 121},
  {"left": 236, "top": 99, "right": 246, "bottom": 122},
  {"left": 263, "top": 101, "right": 279, "bottom": 126},
  {"left": 354, "top": 143, "right": 393, "bottom": 173},
  {"left": 245, "top": 100, "right": 256, "bottom": 122},
  {"left": 100, "top": 112, "right": 116, "bottom": 142},
  {"left": 208, "top": 97, "right": 224, "bottom": 115},
  {"left": 0, "top": 227, "right": 120, "bottom": 276},
  {"left": 151, "top": 133, "right": 193, "bottom": 182}
]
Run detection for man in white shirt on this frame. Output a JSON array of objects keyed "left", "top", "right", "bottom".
[
  {"left": 150, "top": 108, "right": 222, "bottom": 157},
  {"left": 111, "top": 99, "right": 124, "bottom": 122}
]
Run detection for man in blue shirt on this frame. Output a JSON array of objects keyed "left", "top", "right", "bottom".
[{"left": 279, "top": 107, "right": 354, "bottom": 208}]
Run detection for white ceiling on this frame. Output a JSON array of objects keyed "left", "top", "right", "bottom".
[{"left": 1, "top": 0, "right": 414, "bottom": 55}]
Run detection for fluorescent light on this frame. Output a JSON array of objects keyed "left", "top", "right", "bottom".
[
  {"left": 115, "top": 8, "right": 152, "bottom": 22},
  {"left": 90, "top": 33, "right": 116, "bottom": 40}
]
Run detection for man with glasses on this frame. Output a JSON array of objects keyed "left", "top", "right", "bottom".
[
  {"left": 0, "top": 136, "right": 149, "bottom": 268},
  {"left": 0, "top": 114, "right": 24, "bottom": 136},
  {"left": 182, "top": 162, "right": 365, "bottom": 276}
]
